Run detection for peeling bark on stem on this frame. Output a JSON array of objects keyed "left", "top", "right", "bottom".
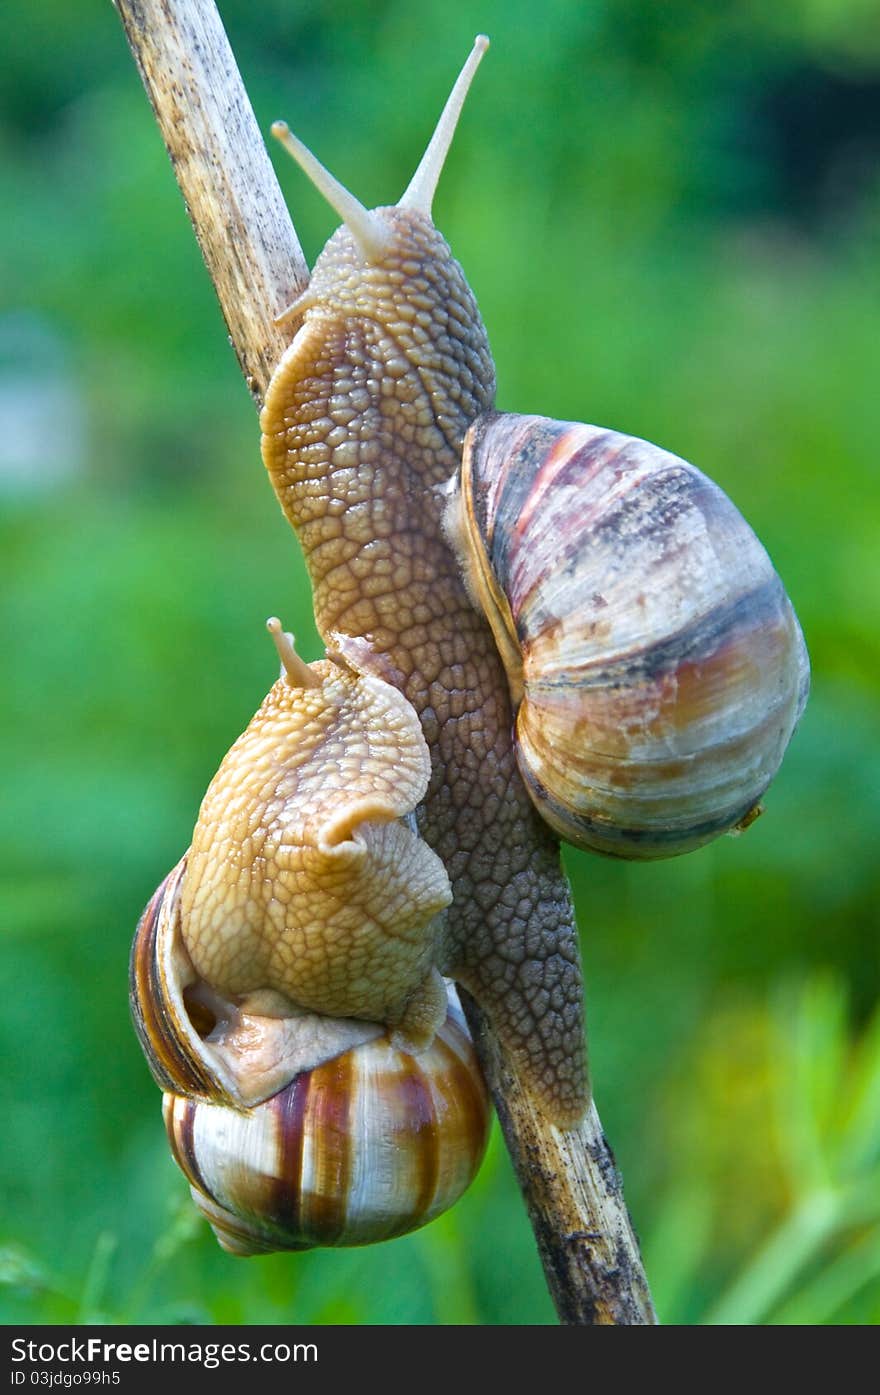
[
  {"left": 112, "top": 0, "right": 308, "bottom": 403},
  {"left": 112, "top": 0, "right": 657, "bottom": 1325},
  {"left": 460, "top": 990, "right": 656, "bottom": 1324}
]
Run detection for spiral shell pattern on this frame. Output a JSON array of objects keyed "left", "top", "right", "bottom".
[
  {"left": 130, "top": 861, "right": 491, "bottom": 1254},
  {"left": 130, "top": 857, "right": 231, "bottom": 1101},
  {"left": 163, "top": 1008, "right": 490, "bottom": 1254},
  {"left": 456, "top": 412, "right": 810, "bottom": 860}
]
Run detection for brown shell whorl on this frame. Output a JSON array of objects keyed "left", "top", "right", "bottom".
[
  {"left": 162, "top": 998, "right": 491, "bottom": 1255},
  {"left": 129, "top": 856, "right": 231, "bottom": 1101},
  {"left": 458, "top": 412, "right": 810, "bottom": 860},
  {"left": 131, "top": 858, "right": 491, "bottom": 1255}
]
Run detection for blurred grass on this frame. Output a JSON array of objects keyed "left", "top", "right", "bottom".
[{"left": 1, "top": 0, "right": 879, "bottom": 1325}]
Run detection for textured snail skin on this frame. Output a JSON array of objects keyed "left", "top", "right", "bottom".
[
  {"left": 261, "top": 210, "right": 589, "bottom": 1124},
  {"left": 454, "top": 413, "right": 811, "bottom": 859},
  {"left": 180, "top": 652, "right": 451, "bottom": 1045},
  {"left": 131, "top": 857, "right": 490, "bottom": 1254}
]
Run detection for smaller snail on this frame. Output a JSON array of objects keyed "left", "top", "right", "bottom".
[
  {"left": 129, "top": 621, "right": 491, "bottom": 1252},
  {"left": 446, "top": 413, "right": 810, "bottom": 859},
  {"left": 131, "top": 858, "right": 490, "bottom": 1255}
]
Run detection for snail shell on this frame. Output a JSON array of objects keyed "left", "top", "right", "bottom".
[
  {"left": 131, "top": 857, "right": 491, "bottom": 1255},
  {"left": 448, "top": 412, "right": 810, "bottom": 860}
]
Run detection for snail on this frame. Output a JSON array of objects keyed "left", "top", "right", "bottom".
[
  {"left": 132, "top": 35, "right": 809, "bottom": 1255},
  {"left": 131, "top": 857, "right": 490, "bottom": 1254},
  {"left": 130, "top": 623, "right": 491, "bottom": 1253}
]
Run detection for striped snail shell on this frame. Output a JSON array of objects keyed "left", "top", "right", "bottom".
[
  {"left": 447, "top": 412, "right": 810, "bottom": 860},
  {"left": 131, "top": 857, "right": 491, "bottom": 1255}
]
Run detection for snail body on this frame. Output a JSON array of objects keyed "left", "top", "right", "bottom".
[
  {"left": 180, "top": 620, "right": 451, "bottom": 1047},
  {"left": 132, "top": 858, "right": 490, "bottom": 1255},
  {"left": 448, "top": 413, "right": 810, "bottom": 859}
]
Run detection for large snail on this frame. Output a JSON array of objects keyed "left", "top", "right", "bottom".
[{"left": 131, "top": 36, "right": 808, "bottom": 1257}]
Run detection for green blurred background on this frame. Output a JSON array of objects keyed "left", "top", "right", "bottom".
[{"left": 2, "top": 0, "right": 879, "bottom": 1325}]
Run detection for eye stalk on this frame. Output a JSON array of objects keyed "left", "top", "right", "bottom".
[
  {"left": 270, "top": 120, "right": 390, "bottom": 263},
  {"left": 269, "top": 33, "right": 490, "bottom": 265},
  {"left": 265, "top": 614, "right": 320, "bottom": 688},
  {"left": 399, "top": 34, "right": 489, "bottom": 216}
]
